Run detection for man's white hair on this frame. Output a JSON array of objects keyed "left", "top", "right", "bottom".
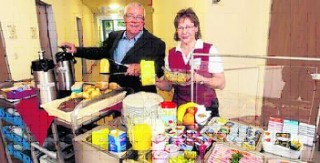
[{"left": 123, "top": 2, "right": 145, "bottom": 18}]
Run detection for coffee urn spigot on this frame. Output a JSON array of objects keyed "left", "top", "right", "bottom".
[{"left": 31, "top": 50, "right": 58, "bottom": 104}]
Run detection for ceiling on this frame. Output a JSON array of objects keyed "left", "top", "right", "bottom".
[
  {"left": 82, "top": 0, "right": 151, "bottom": 14},
  {"left": 81, "top": 0, "right": 125, "bottom": 14}
]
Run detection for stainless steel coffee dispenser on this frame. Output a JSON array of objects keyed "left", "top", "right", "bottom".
[
  {"left": 31, "top": 51, "right": 58, "bottom": 104},
  {"left": 55, "top": 46, "right": 76, "bottom": 91}
]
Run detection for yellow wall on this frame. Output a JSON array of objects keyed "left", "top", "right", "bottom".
[
  {"left": 153, "top": 0, "right": 201, "bottom": 50},
  {"left": 0, "top": 0, "right": 40, "bottom": 80},
  {"left": 0, "top": 0, "right": 96, "bottom": 81},
  {"left": 202, "top": 0, "right": 271, "bottom": 56},
  {"left": 153, "top": 0, "right": 271, "bottom": 56}
]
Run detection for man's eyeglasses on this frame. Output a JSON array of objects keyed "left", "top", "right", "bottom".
[
  {"left": 125, "top": 14, "right": 144, "bottom": 21},
  {"left": 177, "top": 25, "right": 195, "bottom": 31}
]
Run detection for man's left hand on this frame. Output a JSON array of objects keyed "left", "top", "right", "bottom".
[{"left": 126, "top": 64, "right": 140, "bottom": 76}]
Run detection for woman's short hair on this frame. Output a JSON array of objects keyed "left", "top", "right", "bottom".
[{"left": 174, "top": 8, "right": 202, "bottom": 41}]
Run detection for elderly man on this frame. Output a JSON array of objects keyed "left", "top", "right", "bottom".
[{"left": 61, "top": 2, "right": 166, "bottom": 93}]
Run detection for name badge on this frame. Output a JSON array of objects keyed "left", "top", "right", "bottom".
[{"left": 190, "top": 58, "right": 201, "bottom": 70}]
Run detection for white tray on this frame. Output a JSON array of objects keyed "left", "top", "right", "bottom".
[
  {"left": 41, "top": 90, "right": 126, "bottom": 124},
  {"left": 262, "top": 141, "right": 302, "bottom": 159}
]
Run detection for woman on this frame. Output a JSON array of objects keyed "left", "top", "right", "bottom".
[{"left": 159, "top": 8, "right": 225, "bottom": 117}]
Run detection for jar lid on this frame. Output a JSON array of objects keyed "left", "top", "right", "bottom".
[
  {"left": 160, "top": 101, "right": 177, "bottom": 108},
  {"left": 31, "top": 59, "right": 54, "bottom": 72}
]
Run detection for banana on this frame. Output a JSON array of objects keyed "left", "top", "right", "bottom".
[
  {"left": 184, "top": 150, "right": 197, "bottom": 159},
  {"left": 177, "top": 102, "right": 197, "bottom": 124}
]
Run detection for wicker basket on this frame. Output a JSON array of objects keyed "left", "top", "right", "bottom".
[{"left": 163, "top": 68, "right": 191, "bottom": 85}]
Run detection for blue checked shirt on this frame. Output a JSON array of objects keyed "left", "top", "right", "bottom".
[{"left": 113, "top": 31, "right": 143, "bottom": 63}]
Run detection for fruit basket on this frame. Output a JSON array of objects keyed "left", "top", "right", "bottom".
[{"left": 163, "top": 67, "right": 191, "bottom": 85}]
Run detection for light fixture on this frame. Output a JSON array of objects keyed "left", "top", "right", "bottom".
[
  {"left": 212, "top": 0, "right": 221, "bottom": 4},
  {"left": 109, "top": 4, "right": 120, "bottom": 10}
]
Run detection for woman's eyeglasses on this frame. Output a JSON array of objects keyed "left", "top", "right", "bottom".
[{"left": 177, "top": 25, "right": 195, "bottom": 31}]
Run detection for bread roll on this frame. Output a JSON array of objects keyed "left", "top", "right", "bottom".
[
  {"left": 109, "top": 82, "right": 120, "bottom": 90},
  {"left": 94, "top": 82, "right": 109, "bottom": 91}
]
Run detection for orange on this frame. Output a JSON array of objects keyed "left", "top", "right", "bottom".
[
  {"left": 183, "top": 113, "right": 195, "bottom": 126},
  {"left": 186, "top": 107, "right": 198, "bottom": 115}
]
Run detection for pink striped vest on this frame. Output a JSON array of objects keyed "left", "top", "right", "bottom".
[{"left": 168, "top": 42, "right": 217, "bottom": 107}]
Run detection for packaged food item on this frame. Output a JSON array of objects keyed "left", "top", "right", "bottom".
[
  {"left": 100, "top": 59, "right": 110, "bottom": 73},
  {"left": 206, "top": 143, "right": 264, "bottom": 163},
  {"left": 108, "top": 129, "right": 127, "bottom": 153},
  {"left": 275, "top": 133, "right": 290, "bottom": 141},
  {"left": 160, "top": 101, "right": 177, "bottom": 126},
  {"left": 91, "top": 128, "right": 109, "bottom": 150},
  {"left": 200, "top": 119, "right": 263, "bottom": 151},
  {"left": 140, "top": 60, "right": 156, "bottom": 86}
]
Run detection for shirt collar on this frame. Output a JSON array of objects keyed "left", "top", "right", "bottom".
[
  {"left": 122, "top": 30, "right": 144, "bottom": 41},
  {"left": 175, "top": 39, "right": 204, "bottom": 52}
]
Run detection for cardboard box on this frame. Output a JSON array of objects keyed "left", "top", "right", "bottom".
[{"left": 73, "top": 125, "right": 126, "bottom": 163}]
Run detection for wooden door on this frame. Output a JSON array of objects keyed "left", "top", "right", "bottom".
[
  {"left": 36, "top": 2, "right": 53, "bottom": 59},
  {"left": 263, "top": 0, "right": 320, "bottom": 129},
  {"left": 0, "top": 23, "right": 11, "bottom": 82}
]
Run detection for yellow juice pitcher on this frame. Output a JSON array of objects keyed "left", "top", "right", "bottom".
[{"left": 129, "top": 123, "right": 152, "bottom": 151}]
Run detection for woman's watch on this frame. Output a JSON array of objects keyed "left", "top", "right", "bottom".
[{"left": 199, "top": 76, "right": 204, "bottom": 85}]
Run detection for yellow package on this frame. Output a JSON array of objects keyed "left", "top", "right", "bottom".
[
  {"left": 92, "top": 128, "right": 110, "bottom": 150},
  {"left": 140, "top": 60, "right": 155, "bottom": 86},
  {"left": 100, "top": 59, "right": 110, "bottom": 73}
]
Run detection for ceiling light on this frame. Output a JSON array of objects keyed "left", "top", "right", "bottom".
[{"left": 109, "top": 4, "right": 120, "bottom": 10}]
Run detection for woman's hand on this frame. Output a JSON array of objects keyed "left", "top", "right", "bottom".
[
  {"left": 193, "top": 72, "right": 204, "bottom": 84},
  {"left": 192, "top": 72, "right": 225, "bottom": 90}
]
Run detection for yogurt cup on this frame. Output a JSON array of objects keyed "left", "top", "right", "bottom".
[
  {"left": 152, "top": 134, "right": 168, "bottom": 151},
  {"left": 152, "top": 151, "right": 169, "bottom": 163},
  {"left": 165, "top": 144, "right": 180, "bottom": 158}
]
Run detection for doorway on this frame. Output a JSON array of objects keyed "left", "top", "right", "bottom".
[
  {"left": 0, "top": 22, "right": 10, "bottom": 163},
  {"left": 36, "top": 1, "right": 57, "bottom": 60},
  {"left": 0, "top": 22, "right": 11, "bottom": 82}
]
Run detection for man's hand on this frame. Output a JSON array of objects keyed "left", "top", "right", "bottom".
[
  {"left": 126, "top": 64, "right": 140, "bottom": 76},
  {"left": 56, "top": 42, "right": 76, "bottom": 62},
  {"left": 60, "top": 42, "right": 77, "bottom": 53}
]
